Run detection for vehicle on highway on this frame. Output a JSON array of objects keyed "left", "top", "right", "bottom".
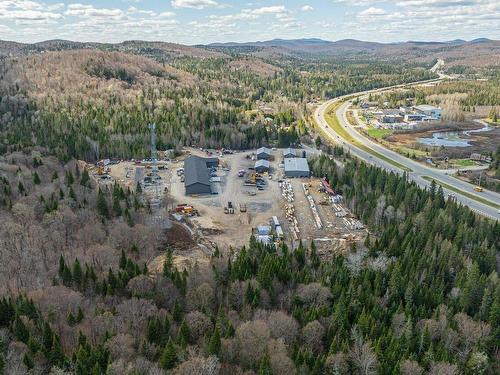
[{"left": 474, "top": 186, "right": 483, "bottom": 192}]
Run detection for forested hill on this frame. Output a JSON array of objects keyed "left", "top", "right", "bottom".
[
  {"left": 0, "top": 44, "right": 436, "bottom": 161},
  {"left": 0, "top": 37, "right": 497, "bottom": 162}
]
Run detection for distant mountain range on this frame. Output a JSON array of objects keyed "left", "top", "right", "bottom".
[
  {"left": 1, "top": 37, "right": 498, "bottom": 68},
  {"left": 205, "top": 37, "right": 497, "bottom": 58},
  {"left": 207, "top": 37, "right": 491, "bottom": 48}
]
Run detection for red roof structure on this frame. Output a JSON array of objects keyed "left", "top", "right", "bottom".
[{"left": 321, "top": 178, "right": 335, "bottom": 195}]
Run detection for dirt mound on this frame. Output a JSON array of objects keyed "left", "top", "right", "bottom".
[{"left": 165, "top": 222, "right": 195, "bottom": 249}]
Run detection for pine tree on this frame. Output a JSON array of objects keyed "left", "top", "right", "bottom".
[
  {"left": 461, "top": 263, "right": 483, "bottom": 316},
  {"left": 258, "top": 354, "right": 272, "bottom": 375},
  {"left": 65, "top": 171, "right": 74, "bottom": 186},
  {"left": 208, "top": 325, "right": 221, "bottom": 356},
  {"left": 112, "top": 196, "right": 122, "bottom": 217},
  {"left": 81, "top": 168, "right": 90, "bottom": 187},
  {"left": 119, "top": 250, "right": 127, "bottom": 270},
  {"left": 18, "top": 181, "right": 25, "bottom": 195},
  {"left": 33, "top": 172, "right": 41, "bottom": 185},
  {"left": 489, "top": 288, "right": 500, "bottom": 345},
  {"left": 160, "top": 339, "right": 177, "bottom": 370},
  {"left": 76, "top": 307, "right": 84, "bottom": 323},
  {"left": 96, "top": 188, "right": 109, "bottom": 219},
  {"left": 69, "top": 186, "right": 77, "bottom": 200},
  {"left": 73, "top": 258, "right": 83, "bottom": 288},
  {"left": 23, "top": 352, "right": 34, "bottom": 369},
  {"left": 12, "top": 315, "right": 29, "bottom": 343},
  {"left": 48, "top": 335, "right": 66, "bottom": 368},
  {"left": 58, "top": 254, "right": 65, "bottom": 277},
  {"left": 67, "top": 312, "right": 76, "bottom": 326},
  {"left": 177, "top": 319, "right": 191, "bottom": 348}
]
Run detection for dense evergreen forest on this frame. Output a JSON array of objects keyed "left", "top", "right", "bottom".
[
  {"left": 0, "top": 150, "right": 498, "bottom": 374},
  {"left": 0, "top": 49, "right": 434, "bottom": 161}
]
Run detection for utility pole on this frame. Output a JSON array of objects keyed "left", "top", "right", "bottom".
[{"left": 147, "top": 123, "right": 171, "bottom": 229}]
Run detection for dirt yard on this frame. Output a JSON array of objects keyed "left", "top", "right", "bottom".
[
  {"left": 100, "top": 147, "right": 368, "bottom": 265},
  {"left": 288, "top": 179, "right": 365, "bottom": 258},
  {"left": 168, "top": 149, "right": 285, "bottom": 250}
]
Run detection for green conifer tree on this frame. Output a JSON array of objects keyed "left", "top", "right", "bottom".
[
  {"left": 160, "top": 339, "right": 177, "bottom": 370},
  {"left": 208, "top": 325, "right": 221, "bottom": 356}
]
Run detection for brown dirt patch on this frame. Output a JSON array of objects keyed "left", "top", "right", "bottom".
[{"left": 165, "top": 222, "right": 195, "bottom": 249}]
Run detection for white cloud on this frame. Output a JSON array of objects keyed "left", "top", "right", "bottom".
[
  {"left": 359, "top": 7, "right": 387, "bottom": 17},
  {"left": 301, "top": 5, "right": 314, "bottom": 11},
  {"left": 158, "top": 11, "right": 176, "bottom": 18},
  {"left": 171, "top": 0, "right": 219, "bottom": 9},
  {"left": 66, "top": 4, "right": 126, "bottom": 20},
  {"left": 0, "top": 0, "right": 62, "bottom": 21},
  {"left": 332, "top": 0, "right": 380, "bottom": 6},
  {"left": 251, "top": 5, "right": 287, "bottom": 15},
  {"left": 395, "top": 0, "right": 481, "bottom": 6}
]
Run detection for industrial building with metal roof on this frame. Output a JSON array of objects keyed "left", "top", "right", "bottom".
[
  {"left": 284, "top": 157, "right": 310, "bottom": 178},
  {"left": 256, "top": 147, "right": 272, "bottom": 160},
  {"left": 255, "top": 159, "right": 270, "bottom": 173},
  {"left": 184, "top": 155, "right": 217, "bottom": 195}
]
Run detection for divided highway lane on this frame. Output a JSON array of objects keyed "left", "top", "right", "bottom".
[{"left": 314, "top": 88, "right": 500, "bottom": 221}]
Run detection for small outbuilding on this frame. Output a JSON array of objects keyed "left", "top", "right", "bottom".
[
  {"left": 256, "top": 147, "right": 272, "bottom": 160},
  {"left": 284, "top": 158, "right": 310, "bottom": 178},
  {"left": 204, "top": 157, "right": 219, "bottom": 168},
  {"left": 255, "top": 159, "right": 270, "bottom": 173},
  {"left": 283, "top": 148, "right": 296, "bottom": 158}
]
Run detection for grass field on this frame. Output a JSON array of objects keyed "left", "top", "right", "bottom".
[
  {"left": 422, "top": 176, "right": 500, "bottom": 209},
  {"left": 323, "top": 102, "right": 413, "bottom": 172},
  {"left": 396, "top": 146, "right": 430, "bottom": 158},
  {"left": 452, "top": 159, "right": 477, "bottom": 167},
  {"left": 367, "top": 128, "right": 393, "bottom": 139}
]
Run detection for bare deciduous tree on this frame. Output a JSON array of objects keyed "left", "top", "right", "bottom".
[
  {"left": 349, "top": 329, "right": 378, "bottom": 375},
  {"left": 301, "top": 320, "right": 325, "bottom": 354},
  {"left": 185, "top": 311, "right": 213, "bottom": 342},
  {"left": 399, "top": 359, "right": 423, "bottom": 375},
  {"left": 173, "top": 355, "right": 220, "bottom": 375},
  {"left": 235, "top": 320, "right": 270, "bottom": 367},
  {"left": 296, "top": 283, "right": 331, "bottom": 308},
  {"left": 428, "top": 362, "right": 458, "bottom": 375},
  {"left": 268, "top": 310, "right": 298, "bottom": 346}
]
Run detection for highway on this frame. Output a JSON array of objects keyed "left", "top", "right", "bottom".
[{"left": 313, "top": 79, "right": 500, "bottom": 221}]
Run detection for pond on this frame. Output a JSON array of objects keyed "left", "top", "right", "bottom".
[{"left": 418, "top": 123, "right": 492, "bottom": 147}]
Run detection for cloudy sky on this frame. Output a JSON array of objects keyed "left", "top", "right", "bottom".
[{"left": 1, "top": 0, "right": 499, "bottom": 44}]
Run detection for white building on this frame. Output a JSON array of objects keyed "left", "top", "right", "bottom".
[{"left": 413, "top": 105, "right": 442, "bottom": 120}]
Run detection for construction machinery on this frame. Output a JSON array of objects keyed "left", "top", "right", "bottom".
[{"left": 174, "top": 204, "right": 199, "bottom": 216}]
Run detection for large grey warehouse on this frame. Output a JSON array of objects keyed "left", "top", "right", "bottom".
[
  {"left": 284, "top": 158, "right": 310, "bottom": 178},
  {"left": 184, "top": 155, "right": 218, "bottom": 195}
]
